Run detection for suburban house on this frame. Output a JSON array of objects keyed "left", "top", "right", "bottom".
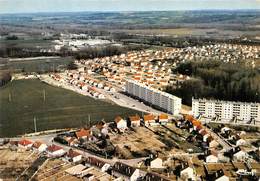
[
  {"left": 143, "top": 114, "right": 157, "bottom": 126},
  {"left": 18, "top": 139, "right": 33, "bottom": 149},
  {"left": 66, "top": 149, "right": 82, "bottom": 162},
  {"left": 46, "top": 144, "right": 65, "bottom": 157},
  {"left": 180, "top": 167, "right": 195, "bottom": 181},
  {"left": 233, "top": 150, "right": 248, "bottom": 162},
  {"left": 75, "top": 128, "right": 91, "bottom": 140},
  {"left": 129, "top": 115, "right": 141, "bottom": 127},
  {"left": 112, "top": 162, "right": 136, "bottom": 180},
  {"left": 32, "top": 141, "right": 47, "bottom": 152},
  {"left": 150, "top": 158, "right": 164, "bottom": 169},
  {"left": 130, "top": 169, "right": 146, "bottom": 181},
  {"left": 114, "top": 116, "right": 127, "bottom": 131},
  {"left": 159, "top": 114, "right": 169, "bottom": 125},
  {"left": 206, "top": 155, "right": 219, "bottom": 163}
]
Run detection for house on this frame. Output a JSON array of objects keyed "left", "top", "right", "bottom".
[
  {"left": 209, "top": 140, "right": 219, "bottom": 148},
  {"left": 143, "top": 114, "right": 157, "bottom": 126},
  {"left": 180, "top": 167, "right": 195, "bottom": 180},
  {"left": 150, "top": 158, "right": 164, "bottom": 169},
  {"left": 112, "top": 162, "right": 136, "bottom": 179},
  {"left": 159, "top": 114, "right": 169, "bottom": 125},
  {"left": 75, "top": 128, "right": 91, "bottom": 139},
  {"left": 115, "top": 116, "right": 127, "bottom": 131},
  {"left": 32, "top": 141, "right": 47, "bottom": 152},
  {"left": 18, "top": 139, "right": 33, "bottom": 149},
  {"left": 144, "top": 172, "right": 171, "bottom": 181},
  {"left": 130, "top": 169, "right": 146, "bottom": 181},
  {"left": 236, "top": 139, "right": 247, "bottom": 146},
  {"left": 233, "top": 150, "right": 248, "bottom": 162},
  {"left": 46, "top": 144, "right": 65, "bottom": 157},
  {"left": 85, "top": 156, "right": 106, "bottom": 168},
  {"left": 129, "top": 115, "right": 141, "bottom": 127},
  {"left": 66, "top": 149, "right": 82, "bottom": 162},
  {"left": 206, "top": 155, "right": 218, "bottom": 163}
]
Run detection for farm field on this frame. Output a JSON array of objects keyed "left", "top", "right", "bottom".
[
  {"left": 0, "top": 56, "right": 73, "bottom": 73},
  {"left": 0, "top": 79, "right": 140, "bottom": 137}
]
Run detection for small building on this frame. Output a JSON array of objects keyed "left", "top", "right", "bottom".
[
  {"left": 215, "top": 175, "right": 229, "bottom": 181},
  {"left": 129, "top": 115, "right": 141, "bottom": 127},
  {"left": 32, "top": 141, "right": 47, "bottom": 152},
  {"left": 159, "top": 114, "right": 169, "bottom": 125},
  {"left": 130, "top": 169, "right": 146, "bottom": 181},
  {"left": 150, "top": 158, "right": 164, "bottom": 169},
  {"left": 46, "top": 144, "right": 65, "bottom": 157},
  {"left": 115, "top": 116, "right": 127, "bottom": 131},
  {"left": 66, "top": 149, "right": 82, "bottom": 162},
  {"left": 233, "top": 150, "right": 248, "bottom": 162},
  {"left": 206, "top": 155, "right": 218, "bottom": 163},
  {"left": 209, "top": 140, "right": 220, "bottom": 148},
  {"left": 143, "top": 114, "right": 157, "bottom": 126},
  {"left": 180, "top": 167, "right": 195, "bottom": 181},
  {"left": 75, "top": 128, "right": 91, "bottom": 140},
  {"left": 18, "top": 139, "right": 33, "bottom": 149},
  {"left": 236, "top": 139, "right": 247, "bottom": 146}
]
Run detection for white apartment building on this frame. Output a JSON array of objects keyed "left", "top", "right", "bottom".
[
  {"left": 125, "top": 80, "right": 182, "bottom": 115},
  {"left": 192, "top": 98, "right": 260, "bottom": 123}
]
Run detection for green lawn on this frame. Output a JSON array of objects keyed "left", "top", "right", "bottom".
[{"left": 0, "top": 79, "right": 140, "bottom": 137}]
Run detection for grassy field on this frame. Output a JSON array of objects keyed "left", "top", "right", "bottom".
[
  {"left": 0, "top": 79, "right": 140, "bottom": 137},
  {"left": 7, "top": 56, "right": 73, "bottom": 73}
]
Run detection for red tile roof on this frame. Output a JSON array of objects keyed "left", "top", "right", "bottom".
[
  {"left": 47, "top": 144, "right": 63, "bottom": 153},
  {"left": 129, "top": 115, "right": 141, "bottom": 122},
  {"left": 33, "top": 141, "right": 44, "bottom": 149},
  {"left": 159, "top": 114, "right": 168, "bottom": 120},
  {"left": 143, "top": 114, "right": 156, "bottom": 122},
  {"left": 18, "top": 139, "right": 33, "bottom": 146},
  {"left": 115, "top": 116, "right": 123, "bottom": 123},
  {"left": 76, "top": 129, "right": 90, "bottom": 139},
  {"left": 67, "top": 149, "right": 81, "bottom": 158}
]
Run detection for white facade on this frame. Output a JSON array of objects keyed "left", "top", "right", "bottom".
[
  {"left": 150, "top": 158, "right": 163, "bottom": 169},
  {"left": 125, "top": 80, "right": 182, "bottom": 115},
  {"left": 192, "top": 98, "right": 260, "bottom": 122}
]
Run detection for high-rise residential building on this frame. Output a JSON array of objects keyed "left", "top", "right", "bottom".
[
  {"left": 192, "top": 98, "right": 260, "bottom": 123},
  {"left": 125, "top": 80, "right": 182, "bottom": 115}
]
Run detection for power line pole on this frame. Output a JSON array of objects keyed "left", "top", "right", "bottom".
[
  {"left": 8, "top": 92, "right": 12, "bottom": 102},
  {"left": 43, "top": 89, "right": 46, "bottom": 102},
  {"left": 34, "top": 117, "right": 37, "bottom": 133}
]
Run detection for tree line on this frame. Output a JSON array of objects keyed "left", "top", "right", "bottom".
[{"left": 166, "top": 61, "right": 260, "bottom": 105}]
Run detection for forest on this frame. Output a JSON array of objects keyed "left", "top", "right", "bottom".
[{"left": 166, "top": 61, "right": 260, "bottom": 105}]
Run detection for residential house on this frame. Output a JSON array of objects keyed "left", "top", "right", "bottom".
[
  {"left": 215, "top": 175, "right": 229, "bottom": 181},
  {"left": 112, "top": 162, "right": 136, "bottom": 180},
  {"left": 159, "top": 114, "right": 169, "bottom": 125},
  {"left": 18, "top": 139, "right": 33, "bottom": 149},
  {"left": 206, "top": 155, "right": 219, "bottom": 163},
  {"left": 46, "top": 144, "right": 65, "bottom": 157},
  {"left": 144, "top": 172, "right": 172, "bottom": 181},
  {"left": 150, "top": 158, "right": 164, "bottom": 169},
  {"left": 66, "top": 149, "right": 82, "bottom": 162},
  {"left": 129, "top": 115, "right": 141, "bottom": 127},
  {"left": 115, "top": 116, "right": 127, "bottom": 131},
  {"left": 143, "top": 114, "right": 157, "bottom": 126},
  {"left": 209, "top": 140, "right": 220, "bottom": 148},
  {"left": 236, "top": 139, "right": 247, "bottom": 146},
  {"left": 180, "top": 167, "right": 195, "bottom": 181},
  {"left": 130, "top": 169, "right": 146, "bottom": 181},
  {"left": 75, "top": 128, "right": 91, "bottom": 140},
  {"left": 233, "top": 150, "right": 248, "bottom": 162},
  {"left": 32, "top": 141, "right": 47, "bottom": 152}
]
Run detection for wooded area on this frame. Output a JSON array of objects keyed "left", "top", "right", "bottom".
[{"left": 167, "top": 61, "right": 260, "bottom": 105}]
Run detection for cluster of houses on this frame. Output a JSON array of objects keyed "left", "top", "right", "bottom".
[
  {"left": 114, "top": 113, "right": 170, "bottom": 131},
  {"left": 75, "top": 49, "right": 178, "bottom": 90}
]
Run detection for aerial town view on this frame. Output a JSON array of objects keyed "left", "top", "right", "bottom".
[{"left": 0, "top": 0, "right": 260, "bottom": 180}]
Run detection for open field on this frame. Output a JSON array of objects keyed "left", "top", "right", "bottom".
[
  {"left": 0, "top": 79, "right": 140, "bottom": 137},
  {"left": 0, "top": 56, "right": 73, "bottom": 73}
]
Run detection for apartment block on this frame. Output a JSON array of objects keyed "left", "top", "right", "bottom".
[
  {"left": 192, "top": 98, "right": 260, "bottom": 122},
  {"left": 125, "top": 80, "right": 182, "bottom": 115}
]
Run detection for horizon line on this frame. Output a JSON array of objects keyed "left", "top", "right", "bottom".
[{"left": 1, "top": 9, "right": 260, "bottom": 15}]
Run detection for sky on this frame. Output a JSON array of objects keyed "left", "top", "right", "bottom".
[{"left": 0, "top": 0, "right": 260, "bottom": 14}]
